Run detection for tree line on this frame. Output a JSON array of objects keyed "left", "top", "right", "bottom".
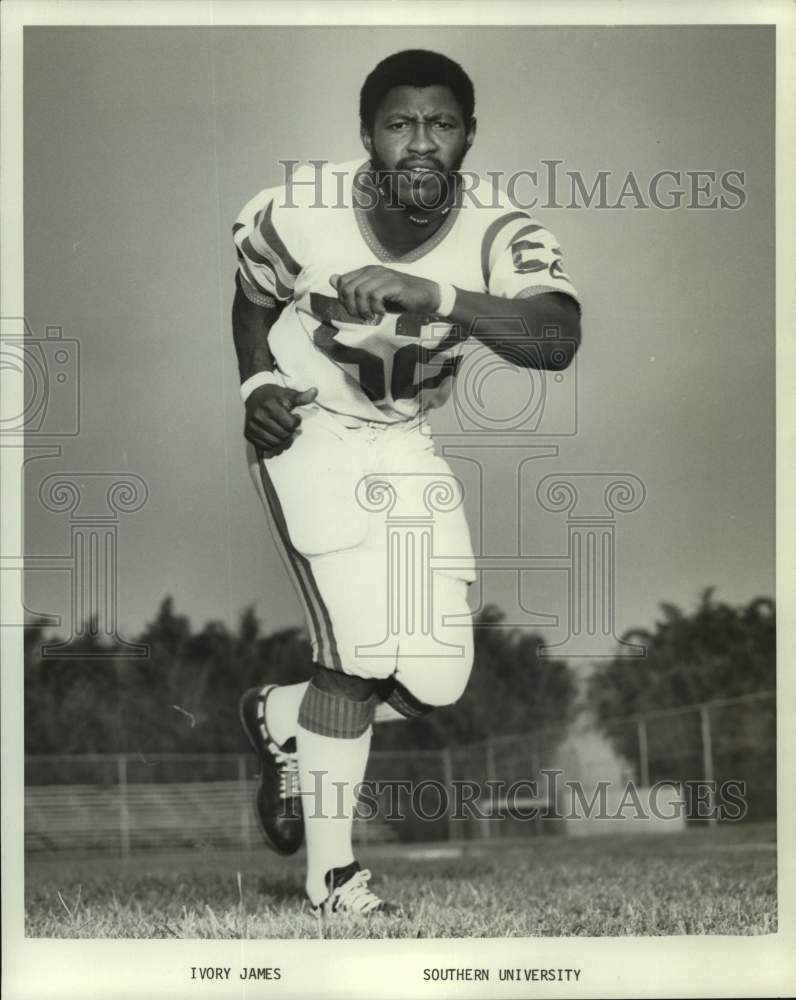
[{"left": 24, "top": 589, "right": 774, "bottom": 765}]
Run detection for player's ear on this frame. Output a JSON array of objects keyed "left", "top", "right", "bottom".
[
  {"left": 360, "top": 125, "right": 373, "bottom": 155},
  {"left": 465, "top": 117, "right": 477, "bottom": 149}
]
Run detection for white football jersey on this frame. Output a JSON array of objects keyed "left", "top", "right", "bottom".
[{"left": 233, "top": 159, "right": 578, "bottom": 423}]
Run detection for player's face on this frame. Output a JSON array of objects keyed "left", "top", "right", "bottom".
[{"left": 363, "top": 84, "right": 475, "bottom": 210}]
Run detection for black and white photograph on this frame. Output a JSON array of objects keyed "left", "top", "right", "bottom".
[{"left": 1, "top": 2, "right": 794, "bottom": 998}]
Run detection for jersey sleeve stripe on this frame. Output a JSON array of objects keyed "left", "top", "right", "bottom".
[
  {"left": 236, "top": 248, "right": 276, "bottom": 297},
  {"left": 480, "top": 211, "right": 531, "bottom": 287},
  {"left": 513, "top": 259, "right": 549, "bottom": 273},
  {"left": 511, "top": 223, "right": 545, "bottom": 242},
  {"left": 233, "top": 217, "right": 293, "bottom": 300},
  {"left": 240, "top": 236, "right": 293, "bottom": 300},
  {"left": 256, "top": 200, "right": 301, "bottom": 277},
  {"left": 513, "top": 239, "right": 546, "bottom": 251},
  {"left": 247, "top": 223, "right": 296, "bottom": 292},
  {"left": 510, "top": 224, "right": 564, "bottom": 260}
]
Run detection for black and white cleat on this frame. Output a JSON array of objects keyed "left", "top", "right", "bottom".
[
  {"left": 314, "top": 861, "right": 397, "bottom": 919},
  {"left": 238, "top": 685, "right": 303, "bottom": 855}
]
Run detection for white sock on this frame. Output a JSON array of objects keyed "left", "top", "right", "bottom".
[
  {"left": 298, "top": 723, "right": 372, "bottom": 905},
  {"left": 264, "top": 682, "right": 308, "bottom": 746}
]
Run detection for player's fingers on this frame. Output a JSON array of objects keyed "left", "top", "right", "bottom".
[
  {"left": 244, "top": 424, "right": 284, "bottom": 451},
  {"left": 362, "top": 278, "right": 393, "bottom": 320},
  {"left": 334, "top": 274, "right": 360, "bottom": 318},
  {"left": 335, "top": 267, "right": 381, "bottom": 319},
  {"left": 248, "top": 407, "right": 281, "bottom": 432},
  {"left": 342, "top": 272, "right": 382, "bottom": 321},
  {"left": 369, "top": 290, "right": 387, "bottom": 320},
  {"left": 355, "top": 275, "right": 393, "bottom": 322},
  {"left": 332, "top": 265, "right": 377, "bottom": 288},
  {"left": 353, "top": 283, "right": 375, "bottom": 322},
  {"left": 264, "top": 434, "right": 295, "bottom": 456},
  {"left": 262, "top": 401, "right": 299, "bottom": 432},
  {"left": 250, "top": 412, "right": 294, "bottom": 439}
]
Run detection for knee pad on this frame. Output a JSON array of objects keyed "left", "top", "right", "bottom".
[
  {"left": 311, "top": 665, "right": 377, "bottom": 701},
  {"left": 297, "top": 664, "right": 378, "bottom": 739}
]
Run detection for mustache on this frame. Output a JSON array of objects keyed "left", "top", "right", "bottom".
[{"left": 394, "top": 158, "right": 446, "bottom": 174}]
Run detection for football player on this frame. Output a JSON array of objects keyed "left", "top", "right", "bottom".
[{"left": 233, "top": 50, "right": 581, "bottom": 918}]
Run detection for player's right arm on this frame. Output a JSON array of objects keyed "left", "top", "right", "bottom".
[
  {"left": 232, "top": 188, "right": 316, "bottom": 457},
  {"left": 232, "top": 275, "right": 317, "bottom": 457}
]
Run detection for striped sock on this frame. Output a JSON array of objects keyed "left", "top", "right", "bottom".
[
  {"left": 298, "top": 680, "right": 376, "bottom": 738},
  {"left": 264, "top": 676, "right": 409, "bottom": 749}
]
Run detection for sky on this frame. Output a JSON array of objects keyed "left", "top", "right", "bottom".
[{"left": 21, "top": 25, "right": 775, "bottom": 658}]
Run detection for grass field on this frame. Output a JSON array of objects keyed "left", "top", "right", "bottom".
[{"left": 25, "top": 821, "right": 776, "bottom": 939}]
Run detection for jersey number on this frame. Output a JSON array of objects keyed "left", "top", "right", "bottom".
[{"left": 311, "top": 305, "right": 461, "bottom": 404}]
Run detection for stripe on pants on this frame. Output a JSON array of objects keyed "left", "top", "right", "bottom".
[{"left": 256, "top": 454, "right": 342, "bottom": 671}]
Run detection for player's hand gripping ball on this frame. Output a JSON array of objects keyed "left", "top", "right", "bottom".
[
  {"left": 244, "top": 383, "right": 318, "bottom": 458},
  {"left": 330, "top": 267, "right": 441, "bottom": 324}
]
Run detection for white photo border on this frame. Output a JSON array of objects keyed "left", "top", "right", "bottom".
[{"left": 1, "top": 2, "right": 794, "bottom": 998}]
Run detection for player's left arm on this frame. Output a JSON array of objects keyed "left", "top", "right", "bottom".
[
  {"left": 330, "top": 268, "right": 580, "bottom": 371},
  {"left": 433, "top": 285, "right": 580, "bottom": 371}
]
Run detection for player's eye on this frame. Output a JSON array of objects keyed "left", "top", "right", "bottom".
[
  {"left": 432, "top": 121, "right": 455, "bottom": 130},
  {"left": 388, "top": 121, "right": 409, "bottom": 130}
]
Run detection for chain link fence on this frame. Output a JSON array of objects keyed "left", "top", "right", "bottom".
[{"left": 25, "top": 691, "right": 775, "bottom": 856}]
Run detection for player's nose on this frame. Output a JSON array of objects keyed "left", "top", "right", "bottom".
[{"left": 406, "top": 124, "right": 437, "bottom": 155}]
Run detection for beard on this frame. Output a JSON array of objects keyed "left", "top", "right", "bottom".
[{"left": 369, "top": 149, "right": 466, "bottom": 213}]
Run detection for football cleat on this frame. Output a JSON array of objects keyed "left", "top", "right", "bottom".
[
  {"left": 314, "top": 861, "right": 396, "bottom": 918},
  {"left": 238, "top": 685, "right": 303, "bottom": 855}
]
